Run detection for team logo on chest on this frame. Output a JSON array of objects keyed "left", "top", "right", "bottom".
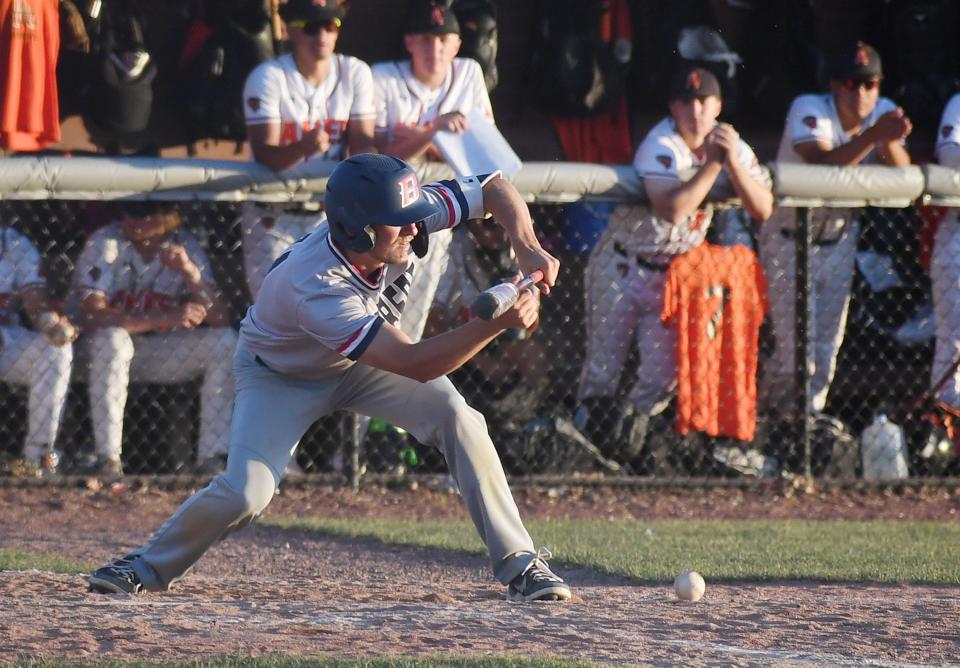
[{"left": 376, "top": 262, "right": 416, "bottom": 324}]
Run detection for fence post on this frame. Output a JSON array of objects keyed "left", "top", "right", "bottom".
[
  {"left": 794, "top": 207, "right": 814, "bottom": 478},
  {"left": 349, "top": 413, "right": 361, "bottom": 491}
]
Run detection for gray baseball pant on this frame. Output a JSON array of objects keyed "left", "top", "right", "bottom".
[{"left": 131, "top": 341, "right": 539, "bottom": 590}]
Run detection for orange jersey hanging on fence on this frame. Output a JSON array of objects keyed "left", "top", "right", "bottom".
[
  {"left": 661, "top": 243, "right": 768, "bottom": 442},
  {"left": 0, "top": 0, "right": 60, "bottom": 151}
]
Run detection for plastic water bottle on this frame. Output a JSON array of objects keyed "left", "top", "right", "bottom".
[{"left": 860, "top": 414, "right": 909, "bottom": 481}]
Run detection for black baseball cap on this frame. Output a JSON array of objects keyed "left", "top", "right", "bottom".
[
  {"left": 279, "top": 0, "right": 344, "bottom": 25},
  {"left": 669, "top": 66, "right": 722, "bottom": 102},
  {"left": 405, "top": 1, "right": 460, "bottom": 36},
  {"left": 827, "top": 41, "right": 883, "bottom": 82}
]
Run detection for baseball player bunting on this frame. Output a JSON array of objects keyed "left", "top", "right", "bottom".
[{"left": 89, "top": 154, "right": 571, "bottom": 603}]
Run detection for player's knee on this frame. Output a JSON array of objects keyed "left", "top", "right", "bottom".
[
  {"left": 431, "top": 389, "right": 488, "bottom": 436},
  {"left": 88, "top": 326, "right": 134, "bottom": 363},
  {"left": 221, "top": 459, "right": 276, "bottom": 520}
]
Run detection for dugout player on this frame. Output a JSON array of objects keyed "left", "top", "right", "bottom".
[
  {"left": 88, "top": 154, "right": 572, "bottom": 603},
  {"left": 0, "top": 225, "right": 75, "bottom": 478},
  {"left": 929, "top": 94, "right": 960, "bottom": 432},
  {"left": 757, "top": 42, "right": 912, "bottom": 432},
  {"left": 372, "top": 0, "right": 495, "bottom": 343},
  {"left": 575, "top": 66, "right": 773, "bottom": 468},
  {"left": 240, "top": 0, "right": 376, "bottom": 300},
  {"left": 70, "top": 203, "right": 238, "bottom": 479}
]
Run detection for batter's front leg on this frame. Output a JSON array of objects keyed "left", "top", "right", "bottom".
[{"left": 339, "top": 366, "right": 537, "bottom": 584}]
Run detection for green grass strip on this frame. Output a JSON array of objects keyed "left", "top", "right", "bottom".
[
  {"left": 11, "top": 656, "right": 597, "bottom": 667},
  {"left": 0, "top": 548, "right": 92, "bottom": 574},
  {"left": 267, "top": 516, "right": 960, "bottom": 584}
]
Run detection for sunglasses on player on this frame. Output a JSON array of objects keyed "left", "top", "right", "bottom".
[
  {"left": 288, "top": 18, "right": 341, "bottom": 35},
  {"left": 840, "top": 78, "right": 881, "bottom": 92}
]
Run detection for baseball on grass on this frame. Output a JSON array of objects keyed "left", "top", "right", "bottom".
[{"left": 673, "top": 570, "right": 706, "bottom": 602}]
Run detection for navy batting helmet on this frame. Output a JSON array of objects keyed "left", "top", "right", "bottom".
[{"left": 325, "top": 154, "right": 435, "bottom": 254}]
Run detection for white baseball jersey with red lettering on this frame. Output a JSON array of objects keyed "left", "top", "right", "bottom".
[
  {"left": 243, "top": 173, "right": 493, "bottom": 379},
  {"left": 72, "top": 224, "right": 217, "bottom": 314},
  {"left": 243, "top": 53, "right": 375, "bottom": 164},
  {"left": 371, "top": 57, "right": 492, "bottom": 142}
]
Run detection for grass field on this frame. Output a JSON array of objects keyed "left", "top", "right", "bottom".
[
  {"left": 268, "top": 516, "right": 960, "bottom": 584},
  {"left": 5, "top": 517, "right": 959, "bottom": 584}
]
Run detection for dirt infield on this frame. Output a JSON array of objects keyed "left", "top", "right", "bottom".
[{"left": 2, "top": 483, "right": 959, "bottom": 666}]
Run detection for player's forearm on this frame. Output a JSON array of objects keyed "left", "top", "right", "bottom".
[
  {"left": 374, "top": 128, "right": 434, "bottom": 162},
  {"left": 83, "top": 308, "right": 159, "bottom": 334},
  {"left": 652, "top": 161, "right": 722, "bottom": 224},
  {"left": 876, "top": 140, "right": 911, "bottom": 166},
  {"left": 725, "top": 161, "right": 774, "bottom": 221},
  {"left": 482, "top": 177, "right": 539, "bottom": 249},
  {"left": 806, "top": 132, "right": 878, "bottom": 166},
  {"left": 183, "top": 279, "right": 230, "bottom": 327},
  {"left": 402, "top": 318, "right": 506, "bottom": 382},
  {"left": 345, "top": 121, "right": 376, "bottom": 157},
  {"left": 250, "top": 142, "right": 312, "bottom": 172}
]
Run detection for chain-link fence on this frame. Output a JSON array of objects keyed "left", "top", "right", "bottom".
[{"left": 0, "top": 159, "right": 957, "bottom": 485}]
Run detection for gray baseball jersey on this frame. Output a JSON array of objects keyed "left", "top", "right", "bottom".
[
  {"left": 0, "top": 227, "right": 72, "bottom": 462},
  {"left": 122, "top": 171, "right": 546, "bottom": 592},
  {"left": 758, "top": 93, "right": 899, "bottom": 415}
]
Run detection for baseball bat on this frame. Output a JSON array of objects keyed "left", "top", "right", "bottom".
[{"left": 472, "top": 270, "right": 544, "bottom": 320}]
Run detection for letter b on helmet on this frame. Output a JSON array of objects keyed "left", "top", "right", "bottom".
[{"left": 325, "top": 153, "right": 436, "bottom": 253}]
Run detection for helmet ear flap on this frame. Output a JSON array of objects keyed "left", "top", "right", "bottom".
[{"left": 330, "top": 220, "right": 377, "bottom": 253}]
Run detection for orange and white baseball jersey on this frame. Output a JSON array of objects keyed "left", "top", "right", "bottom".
[
  {"left": 243, "top": 53, "right": 375, "bottom": 164},
  {"left": 72, "top": 224, "right": 217, "bottom": 315},
  {"left": 371, "top": 57, "right": 492, "bottom": 143},
  {"left": 624, "top": 116, "right": 764, "bottom": 259},
  {"left": 243, "top": 173, "right": 492, "bottom": 380},
  {"left": 661, "top": 243, "right": 768, "bottom": 442},
  {"left": 0, "top": 226, "right": 45, "bottom": 327}
]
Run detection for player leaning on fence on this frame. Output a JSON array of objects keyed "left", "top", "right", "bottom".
[
  {"left": 240, "top": 0, "right": 376, "bottom": 300},
  {"left": 574, "top": 66, "right": 773, "bottom": 469},
  {"left": 89, "top": 154, "right": 572, "bottom": 603},
  {"left": 757, "top": 41, "right": 912, "bottom": 465}
]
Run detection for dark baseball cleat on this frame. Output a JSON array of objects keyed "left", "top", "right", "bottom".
[
  {"left": 88, "top": 554, "right": 143, "bottom": 595},
  {"left": 507, "top": 548, "right": 572, "bottom": 602}
]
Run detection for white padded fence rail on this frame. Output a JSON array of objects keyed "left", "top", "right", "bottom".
[{"left": 0, "top": 156, "right": 942, "bottom": 207}]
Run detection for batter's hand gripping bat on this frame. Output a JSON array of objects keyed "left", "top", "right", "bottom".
[{"left": 471, "top": 270, "right": 544, "bottom": 320}]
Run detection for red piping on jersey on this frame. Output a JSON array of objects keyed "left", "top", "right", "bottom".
[
  {"left": 327, "top": 235, "right": 382, "bottom": 289},
  {"left": 436, "top": 186, "right": 457, "bottom": 228},
  {"left": 337, "top": 325, "right": 364, "bottom": 353}
]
